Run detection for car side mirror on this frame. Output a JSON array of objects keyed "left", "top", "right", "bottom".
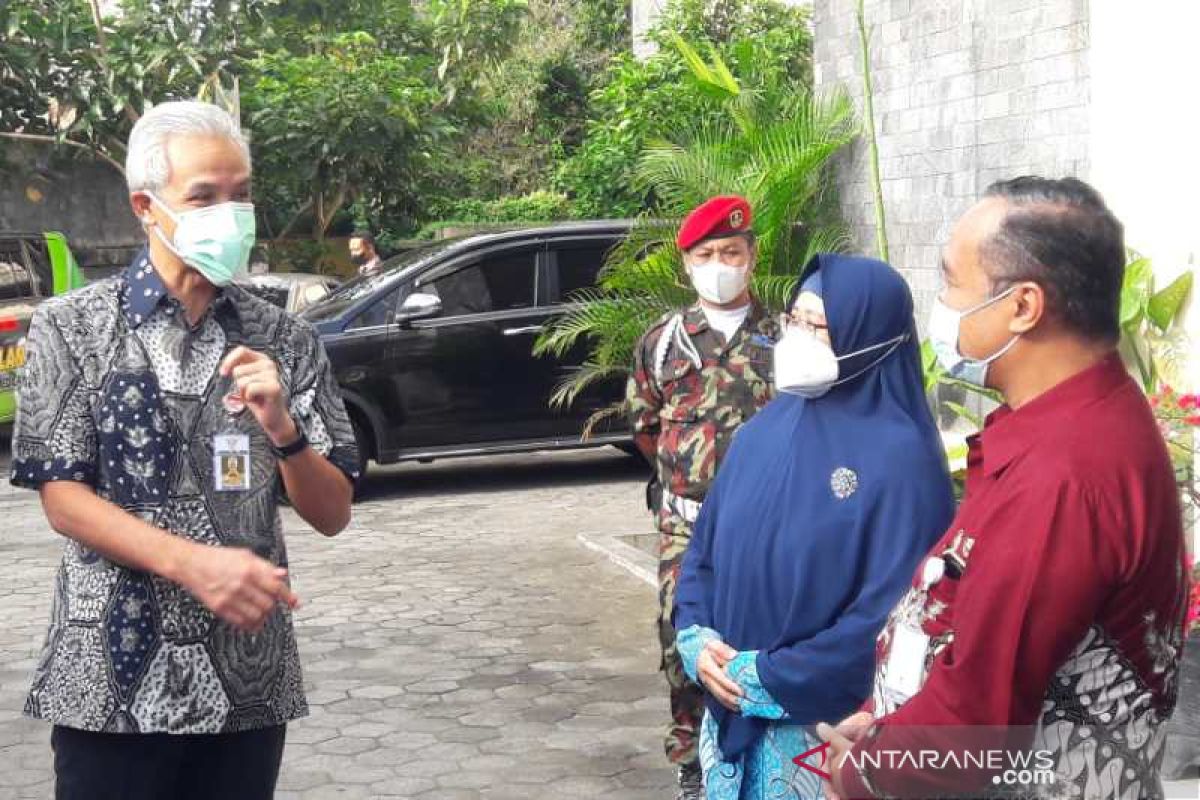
[{"left": 395, "top": 292, "right": 441, "bottom": 326}]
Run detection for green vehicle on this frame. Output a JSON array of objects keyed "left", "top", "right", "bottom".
[{"left": 0, "top": 231, "right": 87, "bottom": 424}]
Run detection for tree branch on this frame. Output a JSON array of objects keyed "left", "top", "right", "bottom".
[
  {"left": 315, "top": 185, "right": 349, "bottom": 240},
  {"left": 275, "top": 198, "right": 315, "bottom": 241},
  {"left": 0, "top": 132, "right": 126, "bottom": 176},
  {"left": 87, "top": 0, "right": 140, "bottom": 125}
]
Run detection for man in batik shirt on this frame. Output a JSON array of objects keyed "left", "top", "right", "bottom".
[
  {"left": 821, "top": 177, "right": 1188, "bottom": 800},
  {"left": 12, "top": 101, "right": 358, "bottom": 800}
]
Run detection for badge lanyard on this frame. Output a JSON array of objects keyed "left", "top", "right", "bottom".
[
  {"left": 213, "top": 373, "right": 251, "bottom": 493},
  {"left": 882, "top": 556, "right": 944, "bottom": 701}
]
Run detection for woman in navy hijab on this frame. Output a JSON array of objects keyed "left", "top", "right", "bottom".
[{"left": 673, "top": 254, "right": 954, "bottom": 799}]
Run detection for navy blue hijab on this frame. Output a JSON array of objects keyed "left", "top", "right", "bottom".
[{"left": 673, "top": 254, "right": 954, "bottom": 760}]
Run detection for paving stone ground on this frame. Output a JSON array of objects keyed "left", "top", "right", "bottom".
[
  {"left": 0, "top": 442, "right": 1195, "bottom": 799},
  {"left": 0, "top": 445, "right": 677, "bottom": 799}
]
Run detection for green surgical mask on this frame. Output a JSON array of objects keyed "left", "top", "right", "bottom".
[{"left": 148, "top": 193, "right": 256, "bottom": 287}]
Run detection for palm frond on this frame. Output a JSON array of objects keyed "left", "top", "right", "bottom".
[
  {"left": 751, "top": 273, "right": 800, "bottom": 313},
  {"left": 581, "top": 400, "right": 631, "bottom": 441},
  {"left": 536, "top": 36, "right": 859, "bottom": 414},
  {"left": 548, "top": 362, "right": 632, "bottom": 410}
]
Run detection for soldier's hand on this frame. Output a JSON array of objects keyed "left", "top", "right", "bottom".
[
  {"left": 177, "top": 541, "right": 300, "bottom": 632},
  {"left": 697, "top": 640, "right": 742, "bottom": 711}
]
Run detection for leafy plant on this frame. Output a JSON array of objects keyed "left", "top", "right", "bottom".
[
  {"left": 243, "top": 32, "right": 448, "bottom": 240},
  {"left": 1121, "top": 254, "right": 1196, "bottom": 536},
  {"left": 536, "top": 34, "right": 856, "bottom": 433},
  {"left": 554, "top": 0, "right": 814, "bottom": 219},
  {"left": 417, "top": 191, "right": 575, "bottom": 238},
  {"left": 1119, "top": 253, "right": 1194, "bottom": 393},
  {"left": 0, "top": 0, "right": 271, "bottom": 170}
]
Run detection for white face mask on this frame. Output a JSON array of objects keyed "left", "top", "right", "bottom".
[
  {"left": 926, "top": 286, "right": 1019, "bottom": 388},
  {"left": 773, "top": 326, "right": 908, "bottom": 398},
  {"left": 689, "top": 260, "right": 749, "bottom": 305}
]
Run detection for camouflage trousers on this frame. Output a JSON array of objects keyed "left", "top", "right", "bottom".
[{"left": 657, "top": 510, "right": 705, "bottom": 767}]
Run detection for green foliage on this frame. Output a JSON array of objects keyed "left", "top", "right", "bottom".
[
  {"left": 554, "top": 54, "right": 712, "bottom": 219},
  {"left": 0, "top": 0, "right": 271, "bottom": 161},
  {"left": 1119, "top": 252, "right": 1194, "bottom": 393},
  {"left": 554, "top": 0, "right": 813, "bottom": 219},
  {"left": 435, "top": 0, "right": 624, "bottom": 207},
  {"left": 574, "top": 0, "right": 631, "bottom": 56},
  {"left": 2, "top": 0, "right": 531, "bottom": 241},
  {"left": 243, "top": 32, "right": 447, "bottom": 239},
  {"left": 3, "top": 0, "right": 821, "bottom": 251},
  {"left": 537, "top": 33, "right": 856, "bottom": 418},
  {"left": 417, "top": 191, "right": 575, "bottom": 238},
  {"left": 423, "top": 0, "right": 529, "bottom": 103}
]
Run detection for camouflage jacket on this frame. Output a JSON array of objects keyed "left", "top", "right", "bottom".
[{"left": 626, "top": 302, "right": 779, "bottom": 504}]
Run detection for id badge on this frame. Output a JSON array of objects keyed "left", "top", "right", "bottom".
[
  {"left": 213, "top": 434, "right": 251, "bottom": 492},
  {"left": 884, "top": 622, "right": 930, "bottom": 700}
]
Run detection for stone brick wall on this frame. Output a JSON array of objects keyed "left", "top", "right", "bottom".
[
  {"left": 812, "top": 0, "right": 1091, "bottom": 322},
  {"left": 0, "top": 142, "right": 142, "bottom": 270}
]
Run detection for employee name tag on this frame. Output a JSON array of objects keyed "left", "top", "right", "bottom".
[
  {"left": 884, "top": 622, "right": 930, "bottom": 700},
  {"left": 213, "top": 434, "right": 251, "bottom": 492}
]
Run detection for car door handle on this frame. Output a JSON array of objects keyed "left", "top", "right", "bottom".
[{"left": 502, "top": 325, "right": 544, "bottom": 336}]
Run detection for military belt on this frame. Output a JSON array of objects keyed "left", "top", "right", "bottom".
[{"left": 663, "top": 491, "right": 702, "bottom": 524}]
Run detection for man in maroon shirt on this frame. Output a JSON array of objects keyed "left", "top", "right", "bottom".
[{"left": 820, "top": 177, "right": 1190, "bottom": 800}]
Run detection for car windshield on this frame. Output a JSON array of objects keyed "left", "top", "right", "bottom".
[
  {"left": 241, "top": 284, "right": 290, "bottom": 308},
  {"left": 303, "top": 240, "right": 463, "bottom": 322}
]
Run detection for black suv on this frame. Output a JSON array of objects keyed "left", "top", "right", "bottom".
[{"left": 303, "top": 222, "right": 635, "bottom": 476}]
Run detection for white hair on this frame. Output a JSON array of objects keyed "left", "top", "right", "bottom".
[{"left": 125, "top": 101, "right": 250, "bottom": 193}]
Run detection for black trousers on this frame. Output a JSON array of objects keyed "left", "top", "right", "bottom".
[{"left": 52, "top": 724, "right": 286, "bottom": 800}]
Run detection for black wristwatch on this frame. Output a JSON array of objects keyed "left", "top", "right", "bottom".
[{"left": 270, "top": 428, "right": 309, "bottom": 460}]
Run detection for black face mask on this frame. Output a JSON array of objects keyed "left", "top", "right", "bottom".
[{"left": 351, "top": 252, "right": 370, "bottom": 266}]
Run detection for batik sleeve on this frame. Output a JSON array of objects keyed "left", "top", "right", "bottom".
[
  {"left": 10, "top": 305, "right": 98, "bottom": 489},
  {"left": 285, "top": 320, "right": 360, "bottom": 485},
  {"left": 839, "top": 481, "right": 1108, "bottom": 798}
]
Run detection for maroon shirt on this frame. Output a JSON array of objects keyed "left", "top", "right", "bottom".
[{"left": 839, "top": 353, "right": 1189, "bottom": 799}]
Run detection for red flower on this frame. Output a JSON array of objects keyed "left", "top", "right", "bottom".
[
  {"left": 1188, "top": 565, "right": 1200, "bottom": 635},
  {"left": 1185, "top": 414, "right": 1200, "bottom": 427},
  {"left": 1189, "top": 581, "right": 1200, "bottom": 635},
  {"left": 1179, "top": 394, "right": 1199, "bottom": 411}
]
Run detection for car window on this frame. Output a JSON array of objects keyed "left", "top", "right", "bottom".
[
  {"left": 553, "top": 241, "right": 613, "bottom": 301},
  {"left": 21, "top": 238, "right": 53, "bottom": 295},
  {"left": 303, "top": 239, "right": 461, "bottom": 321},
  {"left": 428, "top": 249, "right": 537, "bottom": 317},
  {"left": 0, "top": 241, "right": 37, "bottom": 301},
  {"left": 301, "top": 283, "right": 330, "bottom": 308},
  {"left": 242, "top": 284, "right": 290, "bottom": 309},
  {"left": 346, "top": 286, "right": 401, "bottom": 330}
]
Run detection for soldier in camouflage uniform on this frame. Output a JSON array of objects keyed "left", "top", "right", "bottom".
[{"left": 626, "top": 196, "right": 779, "bottom": 799}]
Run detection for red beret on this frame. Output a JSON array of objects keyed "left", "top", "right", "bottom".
[{"left": 676, "top": 195, "right": 753, "bottom": 251}]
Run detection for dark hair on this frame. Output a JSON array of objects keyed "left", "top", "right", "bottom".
[
  {"left": 980, "top": 176, "right": 1124, "bottom": 343},
  {"left": 350, "top": 230, "right": 376, "bottom": 248}
]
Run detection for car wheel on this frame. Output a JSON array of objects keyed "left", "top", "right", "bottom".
[{"left": 614, "top": 443, "right": 648, "bottom": 465}]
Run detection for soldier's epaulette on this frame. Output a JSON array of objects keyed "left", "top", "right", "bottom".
[
  {"left": 649, "top": 308, "right": 684, "bottom": 331},
  {"left": 638, "top": 307, "right": 689, "bottom": 345}
]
